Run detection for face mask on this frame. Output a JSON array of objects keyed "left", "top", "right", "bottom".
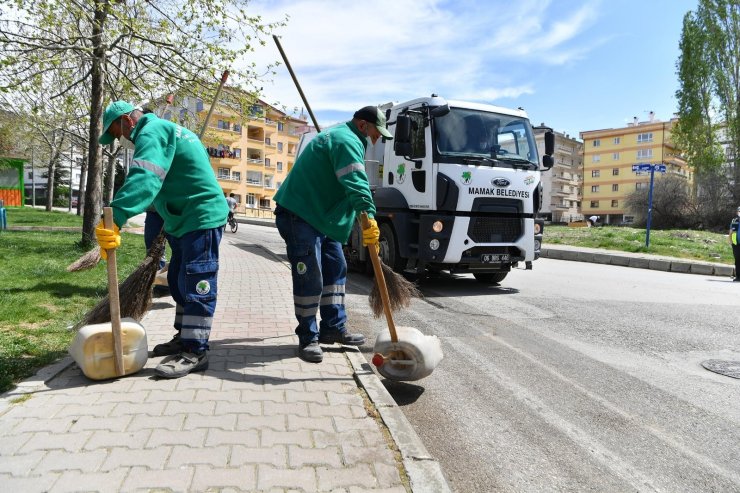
[{"left": 120, "top": 136, "right": 135, "bottom": 150}]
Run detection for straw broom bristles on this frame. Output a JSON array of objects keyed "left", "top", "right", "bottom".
[
  {"left": 73, "top": 232, "right": 166, "bottom": 330},
  {"left": 66, "top": 246, "right": 102, "bottom": 272},
  {"left": 368, "top": 260, "right": 421, "bottom": 318}
]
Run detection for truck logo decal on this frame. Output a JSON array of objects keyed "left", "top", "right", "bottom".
[
  {"left": 492, "top": 177, "right": 510, "bottom": 187},
  {"left": 396, "top": 163, "right": 406, "bottom": 184},
  {"left": 461, "top": 171, "right": 472, "bottom": 184},
  {"left": 524, "top": 175, "right": 535, "bottom": 185},
  {"left": 469, "top": 187, "right": 530, "bottom": 199}
]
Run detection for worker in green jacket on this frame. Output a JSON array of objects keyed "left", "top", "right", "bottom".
[
  {"left": 274, "top": 105, "right": 391, "bottom": 363},
  {"left": 95, "top": 100, "right": 229, "bottom": 378}
]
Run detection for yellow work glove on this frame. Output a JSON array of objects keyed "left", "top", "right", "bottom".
[
  {"left": 362, "top": 217, "right": 380, "bottom": 248},
  {"left": 95, "top": 220, "right": 121, "bottom": 261}
]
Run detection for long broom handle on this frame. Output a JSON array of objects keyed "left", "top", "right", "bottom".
[
  {"left": 273, "top": 35, "right": 321, "bottom": 132},
  {"left": 199, "top": 70, "right": 230, "bottom": 139},
  {"left": 361, "top": 212, "right": 399, "bottom": 343},
  {"left": 103, "top": 207, "right": 125, "bottom": 376}
]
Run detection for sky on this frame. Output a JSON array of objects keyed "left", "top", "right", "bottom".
[{"left": 245, "top": 0, "right": 699, "bottom": 140}]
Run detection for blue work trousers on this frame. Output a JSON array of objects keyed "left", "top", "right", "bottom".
[
  {"left": 166, "top": 227, "right": 223, "bottom": 353},
  {"left": 275, "top": 206, "right": 348, "bottom": 346}
]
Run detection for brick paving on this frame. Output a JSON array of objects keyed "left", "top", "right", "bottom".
[{"left": 0, "top": 240, "right": 407, "bottom": 492}]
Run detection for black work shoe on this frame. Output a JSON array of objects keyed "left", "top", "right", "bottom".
[
  {"left": 154, "top": 351, "right": 208, "bottom": 379},
  {"left": 152, "top": 334, "right": 184, "bottom": 357},
  {"left": 152, "top": 285, "right": 170, "bottom": 297},
  {"left": 318, "top": 331, "right": 366, "bottom": 346},
  {"left": 298, "top": 341, "right": 323, "bottom": 363}
]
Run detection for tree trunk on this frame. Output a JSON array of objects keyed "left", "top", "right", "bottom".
[
  {"left": 45, "top": 132, "right": 59, "bottom": 211},
  {"left": 81, "top": 3, "right": 107, "bottom": 246},
  {"left": 77, "top": 152, "right": 87, "bottom": 216}
]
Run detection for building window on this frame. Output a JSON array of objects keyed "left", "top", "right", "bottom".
[
  {"left": 277, "top": 161, "right": 283, "bottom": 171},
  {"left": 592, "top": 155, "right": 601, "bottom": 163},
  {"left": 233, "top": 148, "right": 241, "bottom": 158},
  {"left": 247, "top": 171, "right": 262, "bottom": 185},
  {"left": 277, "top": 142, "right": 283, "bottom": 152},
  {"left": 636, "top": 182, "right": 648, "bottom": 190},
  {"left": 246, "top": 193, "right": 256, "bottom": 207},
  {"left": 612, "top": 152, "right": 619, "bottom": 160},
  {"left": 592, "top": 170, "right": 600, "bottom": 178},
  {"left": 217, "top": 167, "right": 229, "bottom": 179},
  {"left": 636, "top": 149, "right": 653, "bottom": 159},
  {"left": 593, "top": 139, "right": 601, "bottom": 147},
  {"left": 591, "top": 185, "right": 600, "bottom": 192},
  {"left": 612, "top": 184, "right": 618, "bottom": 191},
  {"left": 265, "top": 158, "right": 271, "bottom": 167},
  {"left": 637, "top": 132, "right": 653, "bottom": 143},
  {"left": 232, "top": 171, "right": 241, "bottom": 181},
  {"left": 277, "top": 122, "right": 284, "bottom": 131},
  {"left": 590, "top": 201, "right": 599, "bottom": 208},
  {"left": 259, "top": 198, "right": 271, "bottom": 208},
  {"left": 612, "top": 168, "right": 619, "bottom": 176},
  {"left": 613, "top": 137, "right": 621, "bottom": 144}
]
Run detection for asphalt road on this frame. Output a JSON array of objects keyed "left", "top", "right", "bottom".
[{"left": 230, "top": 223, "right": 740, "bottom": 493}]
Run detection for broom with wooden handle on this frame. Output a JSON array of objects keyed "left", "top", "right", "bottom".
[{"left": 361, "top": 212, "right": 420, "bottom": 317}]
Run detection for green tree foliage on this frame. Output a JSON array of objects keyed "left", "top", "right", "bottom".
[
  {"left": 675, "top": 0, "right": 740, "bottom": 209},
  {"left": 0, "top": 0, "right": 284, "bottom": 245}
]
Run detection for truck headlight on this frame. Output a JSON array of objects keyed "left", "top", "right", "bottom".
[
  {"left": 432, "top": 220, "right": 444, "bottom": 233},
  {"left": 430, "top": 239, "right": 440, "bottom": 251}
]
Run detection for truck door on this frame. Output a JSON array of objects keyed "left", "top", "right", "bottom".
[{"left": 385, "top": 107, "right": 434, "bottom": 210}]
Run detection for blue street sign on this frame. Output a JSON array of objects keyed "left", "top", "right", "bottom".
[
  {"left": 639, "top": 164, "right": 653, "bottom": 171},
  {"left": 631, "top": 164, "right": 640, "bottom": 171},
  {"left": 655, "top": 164, "right": 666, "bottom": 173}
]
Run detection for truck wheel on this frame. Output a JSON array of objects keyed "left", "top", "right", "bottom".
[
  {"left": 473, "top": 272, "right": 508, "bottom": 284},
  {"left": 379, "top": 222, "right": 405, "bottom": 272}
]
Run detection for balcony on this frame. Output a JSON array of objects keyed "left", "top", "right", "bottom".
[
  {"left": 247, "top": 157, "right": 264, "bottom": 165},
  {"left": 217, "top": 174, "right": 241, "bottom": 184}
]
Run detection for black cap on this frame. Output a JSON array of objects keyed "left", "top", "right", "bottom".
[{"left": 353, "top": 106, "right": 393, "bottom": 139}]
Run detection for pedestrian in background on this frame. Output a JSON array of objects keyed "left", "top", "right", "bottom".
[
  {"left": 730, "top": 206, "right": 740, "bottom": 282},
  {"left": 587, "top": 215, "right": 600, "bottom": 227},
  {"left": 226, "top": 193, "right": 238, "bottom": 222},
  {"left": 273, "top": 105, "right": 392, "bottom": 363},
  {"left": 95, "top": 100, "right": 228, "bottom": 378}
]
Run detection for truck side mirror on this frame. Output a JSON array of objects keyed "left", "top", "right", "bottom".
[
  {"left": 394, "top": 114, "right": 413, "bottom": 157},
  {"left": 542, "top": 155, "right": 554, "bottom": 169},
  {"left": 544, "top": 130, "right": 555, "bottom": 156}
]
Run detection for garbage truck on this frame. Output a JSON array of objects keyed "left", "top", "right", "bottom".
[{"left": 298, "top": 94, "right": 554, "bottom": 283}]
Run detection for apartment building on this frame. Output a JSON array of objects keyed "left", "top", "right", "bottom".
[
  {"left": 534, "top": 127, "right": 583, "bottom": 223},
  {"left": 174, "top": 95, "right": 308, "bottom": 214},
  {"left": 579, "top": 114, "right": 689, "bottom": 224}
]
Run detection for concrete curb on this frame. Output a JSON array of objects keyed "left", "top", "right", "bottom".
[
  {"left": 540, "top": 246, "right": 734, "bottom": 278},
  {"left": 346, "top": 351, "right": 452, "bottom": 493}
]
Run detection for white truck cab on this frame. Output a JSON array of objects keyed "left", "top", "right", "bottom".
[{"left": 298, "top": 94, "right": 554, "bottom": 283}]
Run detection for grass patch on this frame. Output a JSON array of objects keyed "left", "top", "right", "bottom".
[
  {"left": 544, "top": 225, "right": 733, "bottom": 264},
  {"left": 4, "top": 206, "right": 84, "bottom": 227},
  {"left": 0, "top": 227, "right": 146, "bottom": 394}
]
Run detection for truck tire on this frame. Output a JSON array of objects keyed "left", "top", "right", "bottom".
[
  {"left": 473, "top": 272, "right": 508, "bottom": 284},
  {"left": 379, "top": 222, "right": 405, "bottom": 272}
]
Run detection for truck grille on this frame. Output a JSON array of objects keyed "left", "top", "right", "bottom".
[{"left": 468, "top": 217, "right": 522, "bottom": 243}]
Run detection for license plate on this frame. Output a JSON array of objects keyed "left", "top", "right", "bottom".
[{"left": 480, "top": 254, "right": 509, "bottom": 263}]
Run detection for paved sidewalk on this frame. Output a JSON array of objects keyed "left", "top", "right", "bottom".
[{"left": 0, "top": 240, "right": 443, "bottom": 492}]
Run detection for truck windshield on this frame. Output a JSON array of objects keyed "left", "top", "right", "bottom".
[{"left": 433, "top": 107, "right": 539, "bottom": 168}]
